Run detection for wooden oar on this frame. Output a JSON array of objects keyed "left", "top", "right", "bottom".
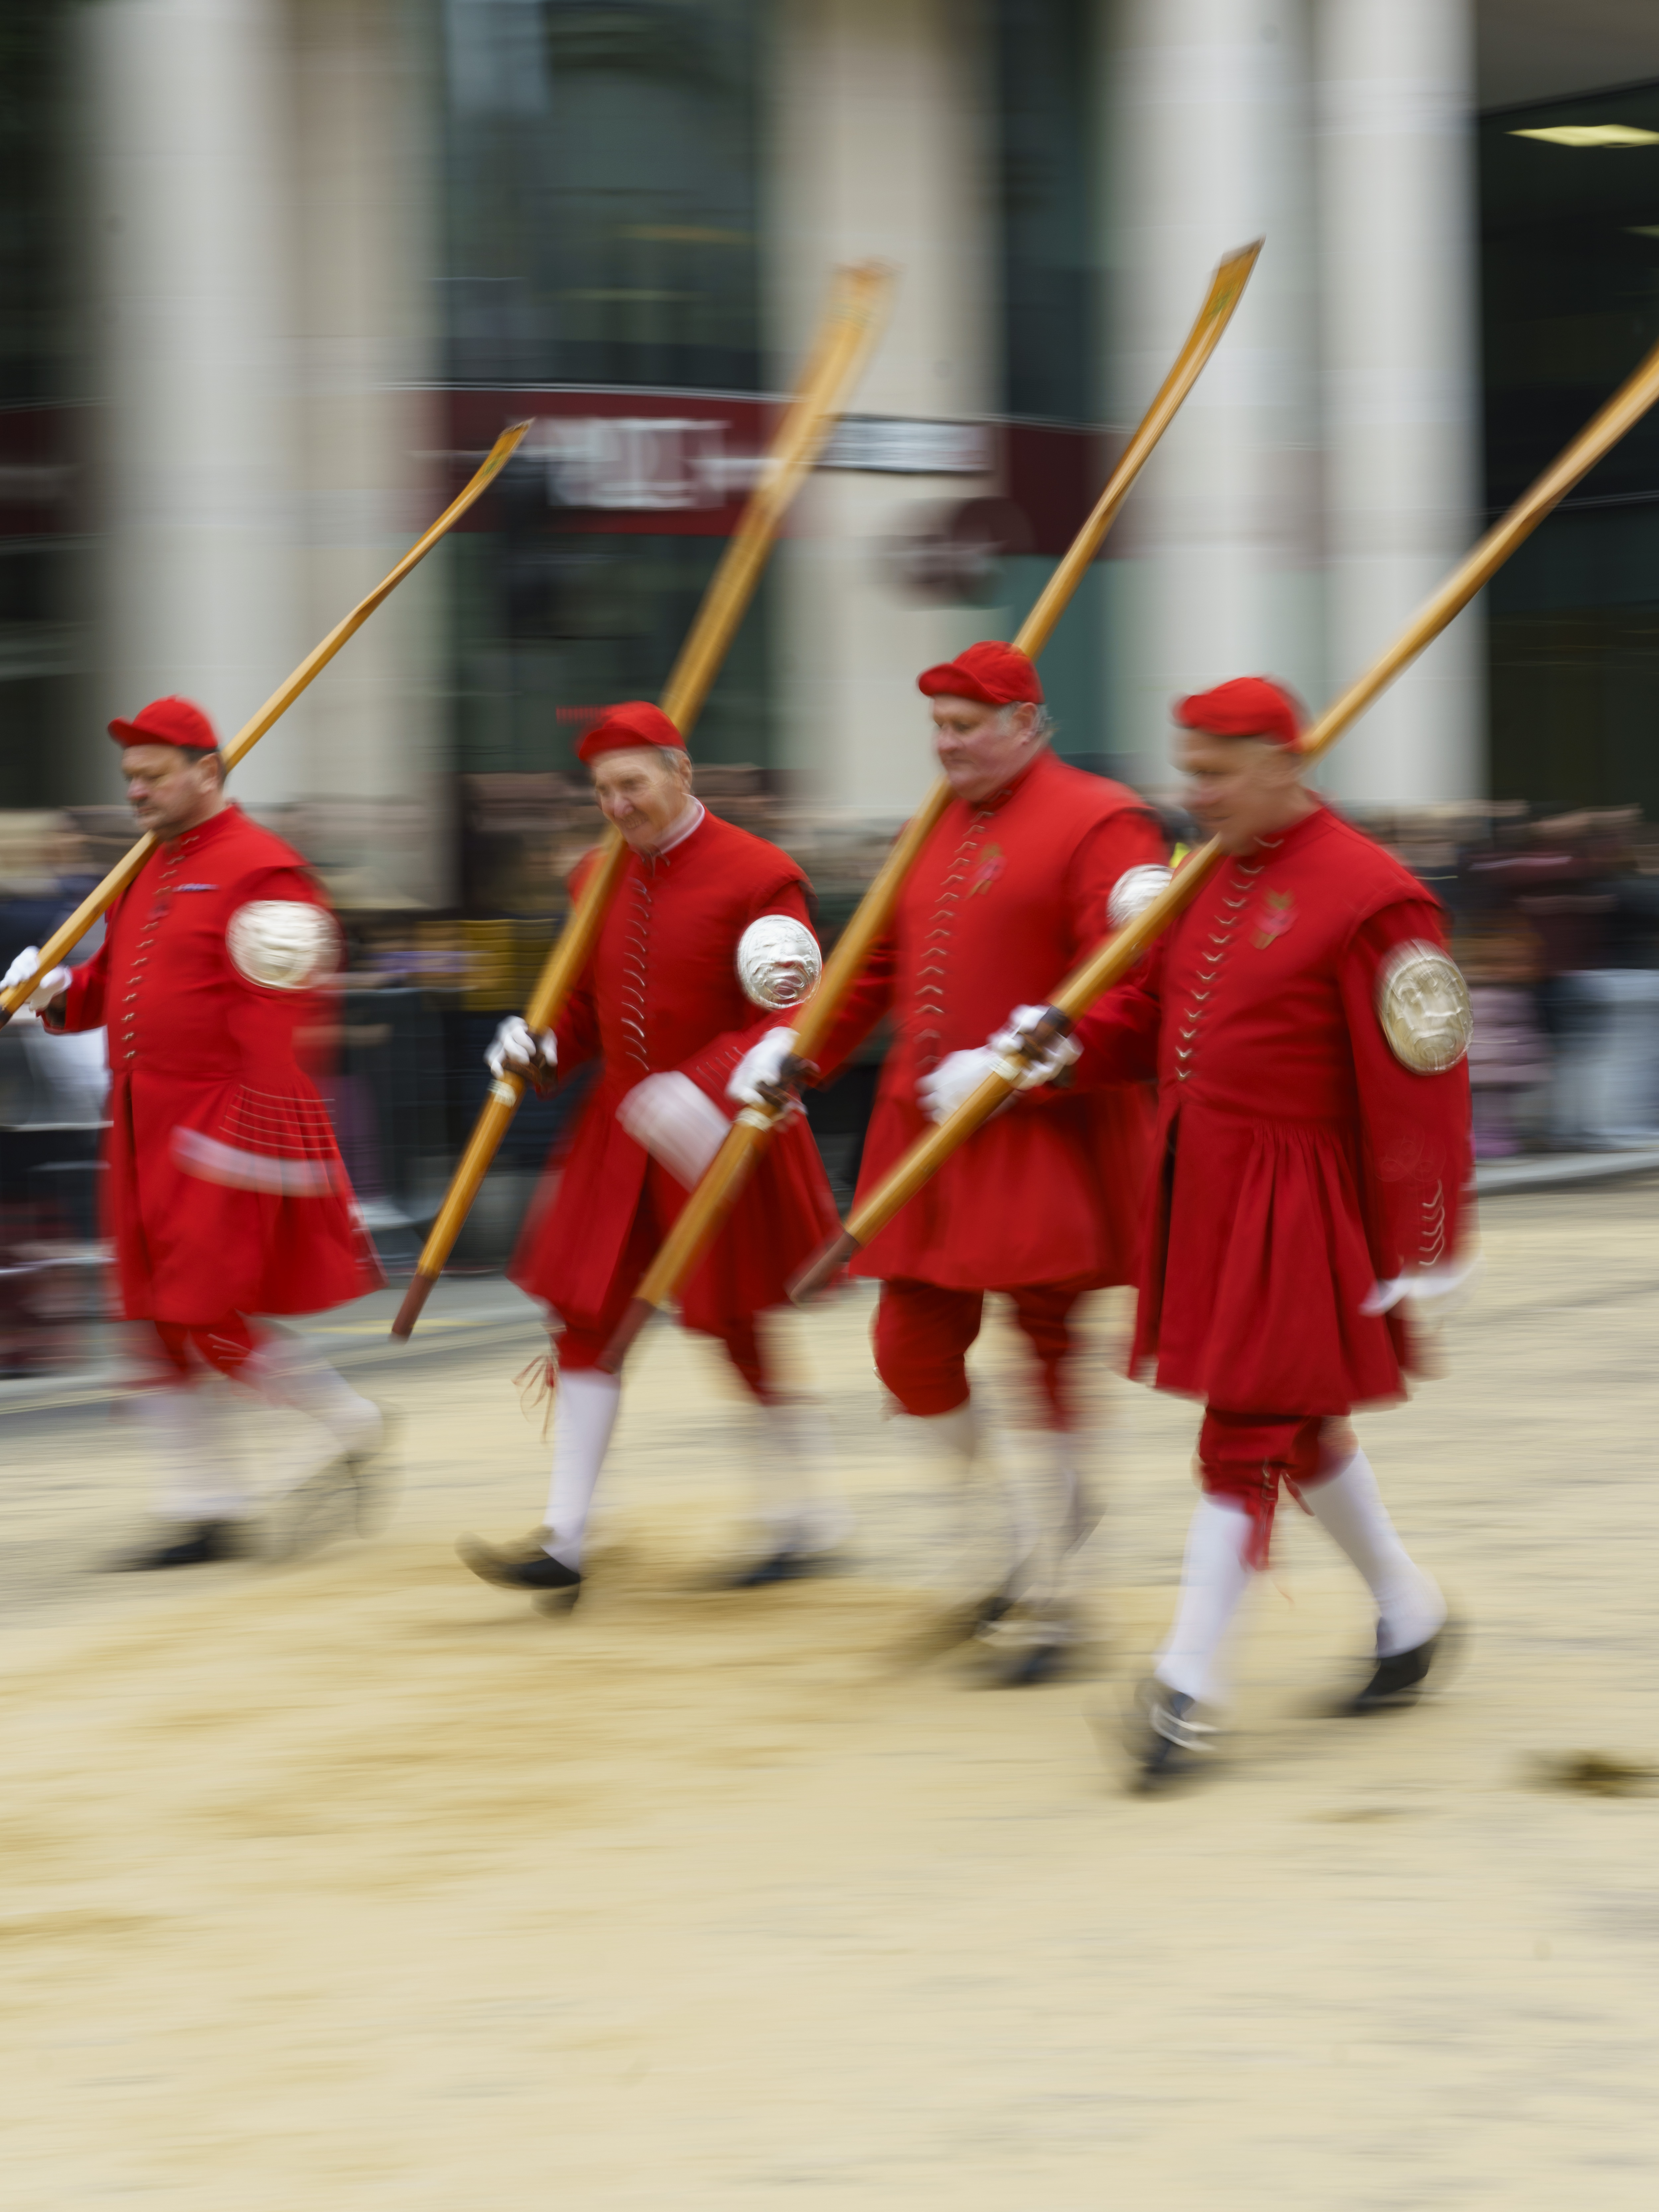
[
  {"left": 391, "top": 261, "right": 894, "bottom": 1338},
  {"left": 596, "top": 239, "right": 1265, "bottom": 1370},
  {"left": 0, "top": 421, "right": 532, "bottom": 1031},
  {"left": 788, "top": 320, "right": 1659, "bottom": 1301}
]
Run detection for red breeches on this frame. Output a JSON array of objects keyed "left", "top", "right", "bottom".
[
  {"left": 1197, "top": 1409, "right": 1353, "bottom": 1565},
  {"left": 148, "top": 1312, "right": 258, "bottom": 1382},
  {"left": 552, "top": 1181, "right": 773, "bottom": 1404},
  {"left": 872, "top": 1276, "right": 1092, "bottom": 1428}
]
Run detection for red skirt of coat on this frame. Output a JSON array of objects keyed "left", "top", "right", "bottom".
[{"left": 511, "top": 1076, "right": 840, "bottom": 1335}]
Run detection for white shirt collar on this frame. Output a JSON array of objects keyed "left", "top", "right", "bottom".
[{"left": 650, "top": 797, "right": 705, "bottom": 857}]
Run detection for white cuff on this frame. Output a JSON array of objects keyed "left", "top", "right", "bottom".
[{"left": 617, "top": 1071, "right": 731, "bottom": 1187}]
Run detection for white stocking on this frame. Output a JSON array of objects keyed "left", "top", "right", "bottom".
[
  {"left": 542, "top": 1370, "right": 622, "bottom": 1568},
  {"left": 753, "top": 1398, "right": 851, "bottom": 1555},
  {"left": 1155, "top": 1494, "right": 1256, "bottom": 1705},
  {"left": 246, "top": 1332, "right": 383, "bottom": 1452},
  {"left": 135, "top": 1380, "right": 248, "bottom": 1523},
  {"left": 1301, "top": 1448, "right": 1445, "bottom": 1657},
  {"left": 915, "top": 1399, "right": 1031, "bottom": 1596}
]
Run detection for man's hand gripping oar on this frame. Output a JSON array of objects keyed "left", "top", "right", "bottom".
[
  {"left": 0, "top": 422, "right": 533, "bottom": 1032},
  {"left": 390, "top": 261, "right": 895, "bottom": 1339},
  {"left": 596, "top": 238, "right": 1264, "bottom": 1372},
  {"left": 788, "top": 323, "right": 1659, "bottom": 1301}
]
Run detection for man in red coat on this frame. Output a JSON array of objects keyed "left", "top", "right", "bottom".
[
  {"left": 4, "top": 697, "right": 385, "bottom": 1566},
  {"left": 731, "top": 642, "right": 1167, "bottom": 1680},
  {"left": 459, "top": 702, "right": 844, "bottom": 1603},
  {"left": 1066, "top": 677, "right": 1472, "bottom": 1781}
]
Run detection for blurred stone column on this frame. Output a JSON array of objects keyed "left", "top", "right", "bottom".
[
  {"left": 1102, "top": 0, "right": 1324, "bottom": 793},
  {"left": 1315, "top": 0, "right": 1482, "bottom": 805},
  {"left": 764, "top": 1, "right": 1000, "bottom": 819},
  {"left": 79, "top": 0, "right": 301, "bottom": 807},
  {"left": 288, "top": 0, "right": 447, "bottom": 905}
]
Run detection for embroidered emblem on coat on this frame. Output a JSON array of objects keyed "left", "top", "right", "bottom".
[
  {"left": 969, "top": 845, "right": 1005, "bottom": 895},
  {"left": 1252, "top": 890, "right": 1296, "bottom": 949}
]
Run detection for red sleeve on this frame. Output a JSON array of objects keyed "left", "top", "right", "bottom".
[
  {"left": 1067, "top": 931, "right": 1166, "bottom": 1088},
  {"left": 547, "top": 845, "right": 607, "bottom": 1075},
  {"left": 1340, "top": 900, "right": 1474, "bottom": 1279},
  {"left": 804, "top": 928, "right": 895, "bottom": 1083},
  {"left": 1062, "top": 805, "right": 1166, "bottom": 958},
  {"left": 48, "top": 929, "right": 111, "bottom": 1034},
  {"left": 673, "top": 875, "right": 819, "bottom": 1108}
]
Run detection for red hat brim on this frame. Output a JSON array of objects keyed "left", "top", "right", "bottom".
[{"left": 108, "top": 718, "right": 216, "bottom": 752}]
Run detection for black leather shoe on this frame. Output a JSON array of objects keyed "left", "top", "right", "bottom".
[
  {"left": 457, "top": 1533, "right": 581, "bottom": 1598},
  {"left": 1343, "top": 1631, "right": 1440, "bottom": 1713},
  {"left": 721, "top": 1544, "right": 841, "bottom": 1590},
  {"left": 1116, "top": 1676, "right": 1219, "bottom": 1787},
  {"left": 113, "top": 1520, "right": 244, "bottom": 1572}
]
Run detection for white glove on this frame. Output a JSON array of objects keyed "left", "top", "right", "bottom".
[
  {"left": 617, "top": 1071, "right": 731, "bottom": 1188},
  {"left": 1361, "top": 1252, "right": 1483, "bottom": 1318},
  {"left": 727, "top": 1026, "right": 799, "bottom": 1108},
  {"left": 486, "top": 1014, "right": 556, "bottom": 1082},
  {"left": 990, "top": 1004, "right": 1081, "bottom": 1087},
  {"left": 917, "top": 1008, "right": 1081, "bottom": 1126},
  {"left": 2, "top": 945, "right": 72, "bottom": 1014},
  {"left": 917, "top": 1046, "right": 1002, "bottom": 1124}
]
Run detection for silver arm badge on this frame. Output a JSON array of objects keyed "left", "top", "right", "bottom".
[
  {"left": 1375, "top": 941, "right": 1473, "bottom": 1073},
  {"left": 735, "top": 914, "right": 822, "bottom": 1010},
  {"left": 1107, "top": 863, "right": 1174, "bottom": 930},
  {"left": 227, "top": 900, "right": 340, "bottom": 991}
]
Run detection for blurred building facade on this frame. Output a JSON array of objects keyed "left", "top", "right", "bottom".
[{"left": 4, "top": 0, "right": 1659, "bottom": 905}]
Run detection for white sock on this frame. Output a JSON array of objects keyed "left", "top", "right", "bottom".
[
  {"left": 754, "top": 1398, "right": 850, "bottom": 1555},
  {"left": 247, "top": 1333, "right": 383, "bottom": 1453},
  {"left": 1014, "top": 1429, "right": 1090, "bottom": 1618},
  {"left": 1301, "top": 1448, "right": 1445, "bottom": 1658},
  {"left": 136, "top": 1380, "right": 249, "bottom": 1523},
  {"left": 542, "top": 1370, "right": 622, "bottom": 1568},
  {"left": 914, "top": 1399, "right": 1032, "bottom": 1595},
  {"left": 1155, "top": 1494, "right": 1256, "bottom": 1705}
]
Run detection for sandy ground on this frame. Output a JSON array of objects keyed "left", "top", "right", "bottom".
[{"left": 3, "top": 1185, "right": 1658, "bottom": 2206}]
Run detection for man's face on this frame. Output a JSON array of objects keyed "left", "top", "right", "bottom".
[
  {"left": 930, "top": 695, "right": 1040, "bottom": 805},
  {"left": 1177, "top": 728, "right": 1310, "bottom": 854},
  {"left": 122, "top": 744, "right": 223, "bottom": 840},
  {"left": 591, "top": 746, "right": 691, "bottom": 852}
]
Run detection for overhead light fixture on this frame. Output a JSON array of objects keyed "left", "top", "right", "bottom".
[{"left": 1511, "top": 124, "right": 1659, "bottom": 148}]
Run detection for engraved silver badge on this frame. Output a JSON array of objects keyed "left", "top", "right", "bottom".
[
  {"left": 735, "top": 914, "right": 822, "bottom": 1010},
  {"left": 1375, "top": 941, "right": 1473, "bottom": 1073},
  {"left": 227, "top": 900, "right": 339, "bottom": 990},
  {"left": 1107, "top": 863, "right": 1174, "bottom": 930}
]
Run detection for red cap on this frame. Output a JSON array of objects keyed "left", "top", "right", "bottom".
[
  {"left": 108, "top": 696, "right": 219, "bottom": 753},
  {"left": 1173, "top": 676, "right": 1304, "bottom": 749},
  {"left": 917, "top": 640, "right": 1044, "bottom": 708},
  {"left": 575, "top": 701, "right": 688, "bottom": 765}
]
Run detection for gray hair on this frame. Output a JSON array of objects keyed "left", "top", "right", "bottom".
[{"left": 993, "top": 700, "right": 1054, "bottom": 746}]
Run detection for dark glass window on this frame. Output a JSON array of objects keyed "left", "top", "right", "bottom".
[
  {"left": 441, "top": 0, "right": 772, "bottom": 808},
  {"left": 1481, "top": 79, "right": 1659, "bottom": 811},
  {"left": 996, "top": 0, "right": 1097, "bottom": 425},
  {"left": 443, "top": 0, "right": 761, "bottom": 392},
  {"left": 0, "top": 2, "right": 76, "bottom": 808}
]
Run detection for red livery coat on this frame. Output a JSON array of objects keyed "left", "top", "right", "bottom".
[
  {"left": 46, "top": 803, "right": 381, "bottom": 1324},
  {"left": 817, "top": 749, "right": 1164, "bottom": 1289},
  {"left": 511, "top": 809, "right": 838, "bottom": 1332},
  {"left": 1071, "top": 801, "right": 1473, "bottom": 1413}
]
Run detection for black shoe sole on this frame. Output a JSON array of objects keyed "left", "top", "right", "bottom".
[{"left": 457, "top": 1535, "right": 581, "bottom": 1595}]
